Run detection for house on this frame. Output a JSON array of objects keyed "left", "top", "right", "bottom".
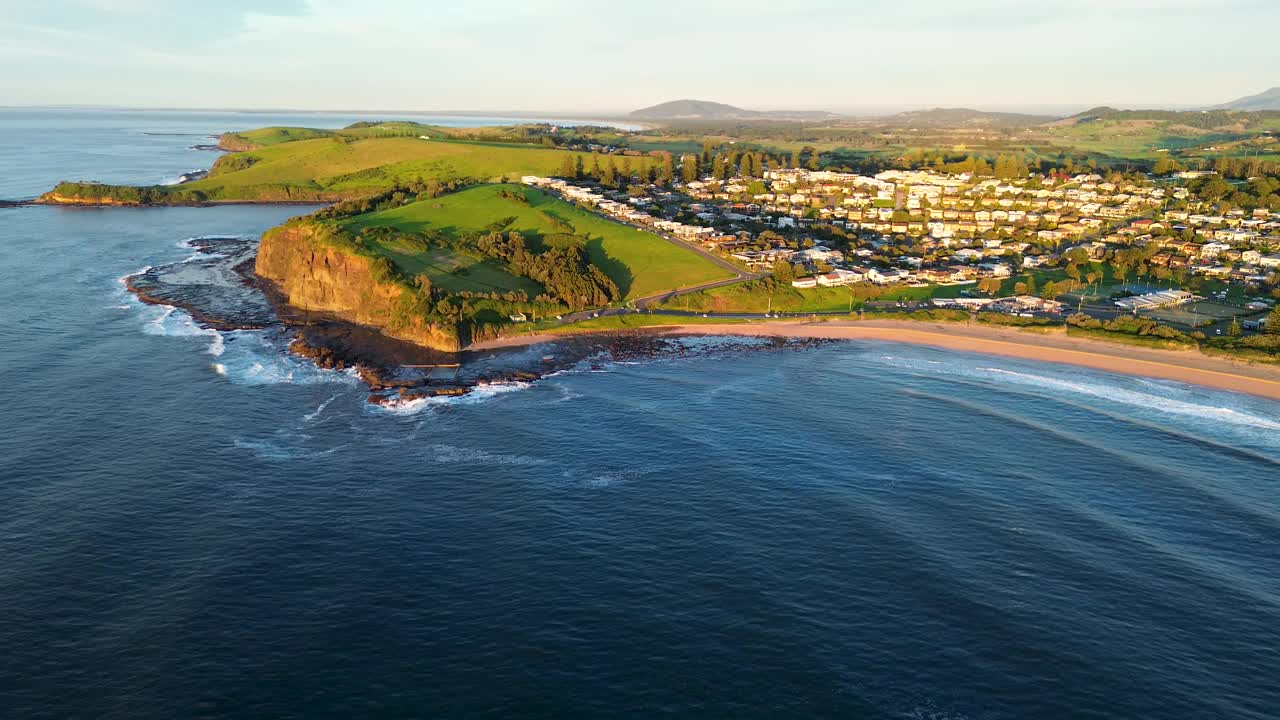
[
  {"left": 816, "top": 269, "right": 863, "bottom": 287},
  {"left": 791, "top": 277, "right": 818, "bottom": 289},
  {"left": 794, "top": 246, "right": 844, "bottom": 264}
]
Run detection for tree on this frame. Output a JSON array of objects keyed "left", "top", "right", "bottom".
[
  {"left": 680, "top": 154, "right": 698, "bottom": 183},
  {"left": 771, "top": 259, "right": 796, "bottom": 283},
  {"left": 574, "top": 155, "right": 584, "bottom": 179},
  {"left": 806, "top": 148, "right": 820, "bottom": 171},
  {"left": 1267, "top": 306, "right": 1280, "bottom": 336},
  {"left": 660, "top": 154, "right": 675, "bottom": 185},
  {"left": 1228, "top": 316, "right": 1242, "bottom": 337},
  {"left": 558, "top": 155, "right": 576, "bottom": 179}
]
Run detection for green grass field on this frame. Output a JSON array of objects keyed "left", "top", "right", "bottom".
[
  {"left": 363, "top": 237, "right": 542, "bottom": 295},
  {"left": 538, "top": 313, "right": 753, "bottom": 334},
  {"left": 221, "top": 122, "right": 452, "bottom": 149},
  {"left": 345, "top": 184, "right": 733, "bottom": 300},
  {"left": 186, "top": 137, "right": 637, "bottom": 199},
  {"left": 1142, "top": 301, "right": 1261, "bottom": 329}
]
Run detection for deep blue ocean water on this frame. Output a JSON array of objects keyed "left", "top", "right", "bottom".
[{"left": 1, "top": 109, "right": 1279, "bottom": 719}]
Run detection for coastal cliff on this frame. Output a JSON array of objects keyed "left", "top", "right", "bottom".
[
  {"left": 216, "top": 132, "right": 262, "bottom": 152},
  {"left": 35, "top": 180, "right": 359, "bottom": 206},
  {"left": 36, "top": 182, "right": 149, "bottom": 205},
  {"left": 255, "top": 220, "right": 463, "bottom": 352}
]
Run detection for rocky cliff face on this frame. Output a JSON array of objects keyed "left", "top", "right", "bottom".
[
  {"left": 255, "top": 222, "right": 462, "bottom": 352},
  {"left": 216, "top": 133, "right": 261, "bottom": 152},
  {"left": 35, "top": 189, "right": 140, "bottom": 206}
]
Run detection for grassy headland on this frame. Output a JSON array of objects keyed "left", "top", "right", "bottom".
[
  {"left": 40, "top": 121, "right": 660, "bottom": 205},
  {"left": 344, "top": 183, "right": 733, "bottom": 300}
]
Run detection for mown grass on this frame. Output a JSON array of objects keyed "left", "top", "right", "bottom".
[
  {"left": 362, "top": 240, "right": 542, "bottom": 295},
  {"left": 543, "top": 314, "right": 754, "bottom": 334},
  {"left": 345, "top": 184, "right": 733, "bottom": 300}
]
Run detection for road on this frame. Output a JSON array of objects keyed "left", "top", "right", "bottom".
[{"left": 538, "top": 185, "right": 765, "bottom": 322}]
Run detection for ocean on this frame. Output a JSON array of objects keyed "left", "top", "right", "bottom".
[{"left": 1, "top": 109, "right": 1278, "bottom": 719}]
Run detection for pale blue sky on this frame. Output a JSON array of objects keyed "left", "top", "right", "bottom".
[{"left": 2, "top": 0, "right": 1276, "bottom": 114}]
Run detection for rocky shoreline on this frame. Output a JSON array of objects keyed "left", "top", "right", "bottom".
[{"left": 124, "top": 236, "right": 836, "bottom": 405}]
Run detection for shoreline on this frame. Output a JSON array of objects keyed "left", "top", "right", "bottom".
[{"left": 472, "top": 319, "right": 1280, "bottom": 402}]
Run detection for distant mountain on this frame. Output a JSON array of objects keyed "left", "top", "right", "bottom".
[
  {"left": 630, "top": 99, "right": 748, "bottom": 120},
  {"left": 629, "top": 99, "right": 840, "bottom": 122},
  {"left": 1213, "top": 87, "right": 1280, "bottom": 111},
  {"left": 1071, "top": 106, "right": 1120, "bottom": 118},
  {"left": 889, "top": 107, "right": 1057, "bottom": 127}
]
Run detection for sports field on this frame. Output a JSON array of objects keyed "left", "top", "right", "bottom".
[{"left": 1142, "top": 301, "right": 1259, "bottom": 327}]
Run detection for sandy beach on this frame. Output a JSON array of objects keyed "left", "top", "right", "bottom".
[{"left": 473, "top": 319, "right": 1280, "bottom": 402}]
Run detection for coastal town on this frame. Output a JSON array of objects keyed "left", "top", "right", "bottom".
[{"left": 522, "top": 162, "right": 1280, "bottom": 333}]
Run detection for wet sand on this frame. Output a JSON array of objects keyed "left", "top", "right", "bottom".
[{"left": 473, "top": 319, "right": 1280, "bottom": 402}]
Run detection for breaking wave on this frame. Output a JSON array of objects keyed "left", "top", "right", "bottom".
[{"left": 371, "top": 381, "right": 532, "bottom": 415}]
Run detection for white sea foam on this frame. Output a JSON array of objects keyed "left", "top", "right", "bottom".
[
  {"left": 303, "top": 394, "right": 341, "bottom": 423},
  {"left": 233, "top": 437, "right": 347, "bottom": 461},
  {"left": 425, "top": 443, "right": 547, "bottom": 467},
  {"left": 560, "top": 468, "right": 632, "bottom": 489},
  {"left": 979, "top": 367, "right": 1280, "bottom": 433},
  {"left": 117, "top": 265, "right": 151, "bottom": 286},
  {"left": 371, "top": 381, "right": 532, "bottom": 415},
  {"left": 213, "top": 332, "right": 360, "bottom": 387}
]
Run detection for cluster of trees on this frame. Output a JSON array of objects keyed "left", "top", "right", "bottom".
[
  {"left": 556, "top": 153, "right": 670, "bottom": 189},
  {"left": 1067, "top": 312, "right": 1196, "bottom": 343},
  {"left": 209, "top": 154, "right": 258, "bottom": 175},
  {"left": 1184, "top": 173, "right": 1280, "bottom": 211},
  {"left": 315, "top": 179, "right": 472, "bottom": 220},
  {"left": 977, "top": 277, "right": 1004, "bottom": 296},
  {"left": 1155, "top": 152, "right": 1280, "bottom": 180},
  {"left": 473, "top": 230, "right": 618, "bottom": 309}
]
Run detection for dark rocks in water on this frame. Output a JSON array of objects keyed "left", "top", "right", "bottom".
[
  {"left": 176, "top": 170, "right": 209, "bottom": 183},
  {"left": 124, "top": 235, "right": 840, "bottom": 407},
  {"left": 190, "top": 144, "right": 223, "bottom": 151},
  {"left": 367, "top": 385, "right": 471, "bottom": 406},
  {"left": 287, "top": 337, "right": 351, "bottom": 371},
  {"left": 355, "top": 365, "right": 429, "bottom": 391},
  {"left": 125, "top": 237, "right": 276, "bottom": 330}
]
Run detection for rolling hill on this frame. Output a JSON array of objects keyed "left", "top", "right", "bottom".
[
  {"left": 889, "top": 107, "right": 1058, "bottom": 127},
  {"left": 630, "top": 99, "right": 841, "bottom": 122},
  {"left": 1214, "top": 87, "right": 1280, "bottom": 111}
]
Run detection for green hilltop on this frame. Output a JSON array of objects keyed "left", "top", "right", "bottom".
[
  {"left": 343, "top": 183, "right": 733, "bottom": 300},
  {"left": 43, "top": 120, "right": 661, "bottom": 205}
]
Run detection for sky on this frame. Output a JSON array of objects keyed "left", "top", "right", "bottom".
[{"left": 2, "top": 0, "right": 1277, "bottom": 115}]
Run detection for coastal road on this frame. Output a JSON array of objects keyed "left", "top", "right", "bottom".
[
  {"left": 535, "top": 184, "right": 765, "bottom": 317},
  {"left": 555, "top": 274, "right": 768, "bottom": 325}
]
